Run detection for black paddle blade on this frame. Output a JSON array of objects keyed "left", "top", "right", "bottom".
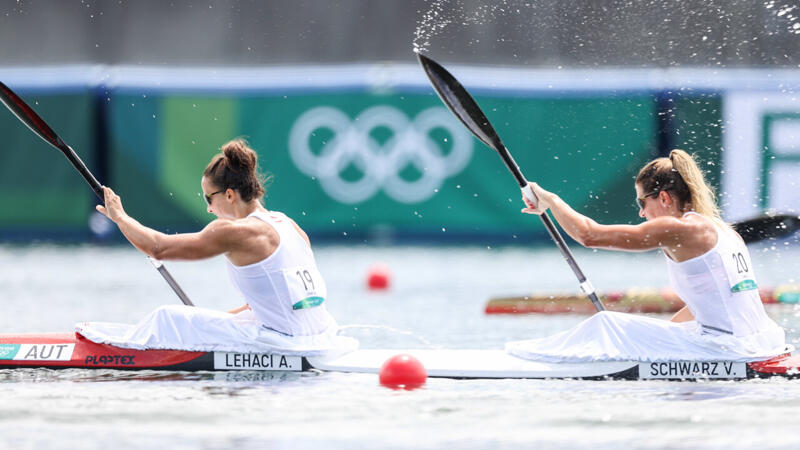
[
  {"left": 417, "top": 53, "right": 505, "bottom": 153},
  {"left": 0, "top": 80, "right": 103, "bottom": 198},
  {"left": 0, "top": 81, "right": 68, "bottom": 151},
  {"left": 417, "top": 53, "right": 529, "bottom": 188},
  {"left": 734, "top": 214, "right": 800, "bottom": 243}
]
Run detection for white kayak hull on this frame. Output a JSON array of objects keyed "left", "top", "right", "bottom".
[
  {"left": 309, "top": 349, "right": 771, "bottom": 380},
  {"left": 309, "top": 349, "right": 640, "bottom": 379}
]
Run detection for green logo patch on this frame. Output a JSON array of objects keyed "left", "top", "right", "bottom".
[
  {"left": 731, "top": 279, "right": 758, "bottom": 292},
  {"left": 292, "top": 296, "right": 325, "bottom": 310},
  {"left": 0, "top": 344, "right": 20, "bottom": 360}
]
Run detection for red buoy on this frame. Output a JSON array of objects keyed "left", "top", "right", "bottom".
[
  {"left": 366, "top": 263, "right": 391, "bottom": 290},
  {"left": 379, "top": 354, "right": 427, "bottom": 390}
]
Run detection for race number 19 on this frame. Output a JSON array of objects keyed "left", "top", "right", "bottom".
[{"left": 296, "top": 270, "right": 315, "bottom": 291}]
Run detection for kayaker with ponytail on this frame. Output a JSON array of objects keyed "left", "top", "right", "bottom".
[
  {"left": 79, "top": 138, "right": 356, "bottom": 356},
  {"left": 507, "top": 149, "right": 789, "bottom": 362}
]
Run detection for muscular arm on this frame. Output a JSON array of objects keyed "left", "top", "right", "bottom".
[
  {"left": 527, "top": 187, "right": 716, "bottom": 258},
  {"left": 97, "top": 186, "right": 246, "bottom": 261},
  {"left": 544, "top": 194, "right": 694, "bottom": 251},
  {"left": 113, "top": 216, "right": 243, "bottom": 261}
]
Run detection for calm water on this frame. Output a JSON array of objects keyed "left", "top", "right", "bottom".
[{"left": 2, "top": 242, "right": 800, "bottom": 449}]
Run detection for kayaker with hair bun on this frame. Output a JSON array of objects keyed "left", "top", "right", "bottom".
[
  {"left": 79, "top": 138, "right": 356, "bottom": 356},
  {"left": 507, "top": 149, "right": 789, "bottom": 362}
]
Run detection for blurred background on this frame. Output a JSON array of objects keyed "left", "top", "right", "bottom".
[{"left": 1, "top": 0, "right": 799, "bottom": 244}]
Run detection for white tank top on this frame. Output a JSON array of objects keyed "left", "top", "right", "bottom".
[
  {"left": 225, "top": 210, "right": 334, "bottom": 337},
  {"left": 665, "top": 212, "right": 779, "bottom": 337}
]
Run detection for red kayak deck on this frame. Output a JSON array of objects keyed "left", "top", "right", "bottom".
[
  {"left": 0, "top": 333, "right": 213, "bottom": 370},
  {"left": 748, "top": 353, "right": 800, "bottom": 375}
]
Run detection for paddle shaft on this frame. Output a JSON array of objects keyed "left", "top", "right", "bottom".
[
  {"left": 498, "top": 144, "right": 605, "bottom": 312},
  {"left": 0, "top": 81, "right": 194, "bottom": 306}
]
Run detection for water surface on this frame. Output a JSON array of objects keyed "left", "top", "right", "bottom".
[{"left": 1, "top": 243, "right": 800, "bottom": 449}]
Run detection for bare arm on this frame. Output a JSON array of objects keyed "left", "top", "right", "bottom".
[
  {"left": 228, "top": 304, "right": 251, "bottom": 314},
  {"left": 522, "top": 183, "right": 715, "bottom": 255},
  {"left": 97, "top": 186, "right": 244, "bottom": 261}
]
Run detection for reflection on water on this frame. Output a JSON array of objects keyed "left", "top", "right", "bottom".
[
  {"left": 0, "top": 368, "right": 322, "bottom": 384},
  {"left": 657, "top": 384, "right": 746, "bottom": 401}
]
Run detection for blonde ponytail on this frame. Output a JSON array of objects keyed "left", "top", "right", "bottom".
[
  {"left": 668, "top": 150, "right": 723, "bottom": 223},
  {"left": 636, "top": 149, "right": 725, "bottom": 226}
]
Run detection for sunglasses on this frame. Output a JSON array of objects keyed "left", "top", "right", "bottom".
[
  {"left": 636, "top": 191, "right": 660, "bottom": 209},
  {"left": 204, "top": 189, "right": 225, "bottom": 206}
]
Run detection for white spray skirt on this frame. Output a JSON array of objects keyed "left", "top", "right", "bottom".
[
  {"left": 506, "top": 311, "right": 790, "bottom": 363},
  {"left": 76, "top": 305, "right": 358, "bottom": 357}
]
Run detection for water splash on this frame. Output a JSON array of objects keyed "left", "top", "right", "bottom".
[
  {"left": 413, "top": 0, "right": 450, "bottom": 54},
  {"left": 766, "top": 1, "right": 800, "bottom": 34},
  {"left": 413, "top": 0, "right": 519, "bottom": 53}
]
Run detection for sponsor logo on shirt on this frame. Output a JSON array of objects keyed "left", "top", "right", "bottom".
[
  {"left": 292, "top": 296, "right": 325, "bottom": 310},
  {"left": 731, "top": 279, "right": 758, "bottom": 292}
]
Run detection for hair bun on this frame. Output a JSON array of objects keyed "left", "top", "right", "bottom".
[
  {"left": 222, "top": 138, "right": 256, "bottom": 172},
  {"left": 204, "top": 138, "right": 268, "bottom": 203}
]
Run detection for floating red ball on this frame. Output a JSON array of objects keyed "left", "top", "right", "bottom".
[
  {"left": 366, "top": 263, "right": 391, "bottom": 290},
  {"left": 379, "top": 354, "right": 427, "bottom": 390}
]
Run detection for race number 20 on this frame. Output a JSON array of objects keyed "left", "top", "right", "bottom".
[{"left": 732, "top": 252, "right": 749, "bottom": 274}]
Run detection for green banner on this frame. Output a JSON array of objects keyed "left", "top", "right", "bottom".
[
  {"left": 107, "top": 90, "right": 671, "bottom": 240},
  {"left": 0, "top": 91, "right": 96, "bottom": 236},
  {"left": 0, "top": 84, "right": 725, "bottom": 242}
]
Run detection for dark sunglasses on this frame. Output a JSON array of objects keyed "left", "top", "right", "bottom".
[
  {"left": 204, "top": 189, "right": 225, "bottom": 206},
  {"left": 636, "top": 191, "right": 661, "bottom": 209}
]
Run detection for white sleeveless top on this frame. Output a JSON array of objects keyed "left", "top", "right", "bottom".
[
  {"left": 665, "top": 212, "right": 782, "bottom": 338},
  {"left": 225, "top": 210, "right": 335, "bottom": 337}
]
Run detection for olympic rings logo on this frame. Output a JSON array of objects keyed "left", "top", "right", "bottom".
[{"left": 288, "top": 106, "right": 473, "bottom": 204}]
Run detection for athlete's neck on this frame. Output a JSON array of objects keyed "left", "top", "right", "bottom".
[{"left": 234, "top": 201, "right": 267, "bottom": 219}]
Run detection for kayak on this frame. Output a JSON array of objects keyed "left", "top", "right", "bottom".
[{"left": 2, "top": 332, "right": 799, "bottom": 380}]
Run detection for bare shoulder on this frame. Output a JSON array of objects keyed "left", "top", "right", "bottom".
[
  {"left": 204, "top": 217, "right": 278, "bottom": 246},
  {"left": 643, "top": 214, "right": 716, "bottom": 247},
  {"left": 212, "top": 216, "right": 281, "bottom": 265},
  {"left": 241, "top": 215, "right": 280, "bottom": 241},
  {"left": 664, "top": 213, "right": 718, "bottom": 253},
  {"left": 681, "top": 213, "right": 718, "bottom": 240},
  {"left": 203, "top": 218, "right": 246, "bottom": 238},
  {"left": 643, "top": 214, "right": 713, "bottom": 234}
]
